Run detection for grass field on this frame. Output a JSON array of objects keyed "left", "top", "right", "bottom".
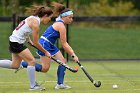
[
  {"left": 1, "top": 22, "right": 140, "bottom": 59},
  {"left": 70, "top": 26, "right": 140, "bottom": 59},
  {"left": 0, "top": 22, "right": 140, "bottom": 93},
  {"left": 0, "top": 23, "right": 140, "bottom": 59},
  {"left": 0, "top": 61, "right": 140, "bottom": 93}
]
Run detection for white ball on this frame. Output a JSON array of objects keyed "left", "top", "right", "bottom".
[{"left": 112, "top": 84, "right": 118, "bottom": 89}]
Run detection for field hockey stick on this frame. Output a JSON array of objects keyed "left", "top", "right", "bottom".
[
  {"left": 77, "top": 62, "right": 101, "bottom": 87},
  {"left": 28, "top": 42, "right": 78, "bottom": 73}
]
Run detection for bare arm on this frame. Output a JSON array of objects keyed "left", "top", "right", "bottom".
[
  {"left": 53, "top": 22, "right": 79, "bottom": 62},
  {"left": 28, "top": 18, "right": 51, "bottom": 57}
]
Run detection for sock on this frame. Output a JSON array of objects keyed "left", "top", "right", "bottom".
[
  {"left": 0, "top": 60, "right": 12, "bottom": 69},
  {"left": 21, "top": 61, "right": 28, "bottom": 68},
  {"left": 27, "top": 66, "right": 36, "bottom": 88},
  {"left": 57, "top": 65, "right": 66, "bottom": 84},
  {"left": 22, "top": 61, "right": 42, "bottom": 72}
]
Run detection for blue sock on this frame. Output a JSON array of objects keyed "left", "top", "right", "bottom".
[
  {"left": 21, "top": 61, "right": 28, "bottom": 68},
  {"left": 21, "top": 61, "right": 42, "bottom": 72},
  {"left": 57, "top": 65, "right": 66, "bottom": 84}
]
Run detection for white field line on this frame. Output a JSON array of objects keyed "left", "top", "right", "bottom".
[
  {"left": 0, "top": 79, "right": 140, "bottom": 84},
  {"left": 0, "top": 80, "right": 88, "bottom": 84},
  {"left": 0, "top": 81, "right": 140, "bottom": 92}
]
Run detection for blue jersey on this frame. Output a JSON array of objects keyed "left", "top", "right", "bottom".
[
  {"left": 37, "top": 20, "right": 64, "bottom": 56},
  {"left": 42, "top": 25, "right": 59, "bottom": 45}
]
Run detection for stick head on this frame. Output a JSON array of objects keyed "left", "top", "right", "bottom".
[
  {"left": 75, "top": 66, "right": 79, "bottom": 71},
  {"left": 69, "top": 66, "right": 78, "bottom": 73},
  {"left": 94, "top": 81, "right": 101, "bottom": 87}
]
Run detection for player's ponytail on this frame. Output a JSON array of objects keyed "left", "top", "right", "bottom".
[
  {"left": 51, "top": 2, "right": 71, "bottom": 17},
  {"left": 26, "top": 5, "right": 53, "bottom": 17}
]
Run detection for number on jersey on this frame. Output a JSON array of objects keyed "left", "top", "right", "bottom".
[{"left": 16, "top": 20, "right": 25, "bottom": 30}]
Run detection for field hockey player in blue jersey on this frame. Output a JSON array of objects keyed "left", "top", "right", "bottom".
[{"left": 21, "top": 2, "right": 79, "bottom": 89}]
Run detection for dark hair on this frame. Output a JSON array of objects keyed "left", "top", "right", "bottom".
[
  {"left": 26, "top": 5, "right": 53, "bottom": 17},
  {"left": 51, "top": 2, "right": 71, "bottom": 16}
]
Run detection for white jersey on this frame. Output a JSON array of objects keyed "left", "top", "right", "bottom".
[{"left": 9, "top": 16, "right": 40, "bottom": 44}]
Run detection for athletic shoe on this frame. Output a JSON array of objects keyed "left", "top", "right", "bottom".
[
  {"left": 29, "top": 82, "right": 45, "bottom": 91},
  {"left": 55, "top": 84, "right": 71, "bottom": 89},
  {"left": 14, "top": 65, "right": 24, "bottom": 73}
]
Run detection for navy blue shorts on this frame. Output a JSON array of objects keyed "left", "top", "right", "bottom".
[{"left": 37, "top": 38, "right": 59, "bottom": 56}]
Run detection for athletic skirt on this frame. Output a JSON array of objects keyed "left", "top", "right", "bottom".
[
  {"left": 37, "top": 38, "right": 59, "bottom": 56},
  {"left": 9, "top": 41, "right": 27, "bottom": 53}
]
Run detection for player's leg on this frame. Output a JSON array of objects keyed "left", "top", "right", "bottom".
[
  {"left": 21, "top": 56, "right": 51, "bottom": 72},
  {"left": 21, "top": 61, "right": 42, "bottom": 72},
  {"left": 0, "top": 53, "right": 22, "bottom": 69},
  {"left": 18, "top": 48, "right": 45, "bottom": 90},
  {"left": 0, "top": 41, "right": 24, "bottom": 69},
  {"left": 39, "top": 56, "right": 51, "bottom": 72},
  {"left": 54, "top": 51, "right": 71, "bottom": 89},
  {"left": 11, "top": 53, "right": 22, "bottom": 69},
  {"left": 0, "top": 59, "right": 13, "bottom": 69},
  {"left": 55, "top": 52, "right": 66, "bottom": 85},
  {"left": 21, "top": 40, "right": 51, "bottom": 72}
]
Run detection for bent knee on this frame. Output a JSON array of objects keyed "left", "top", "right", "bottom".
[
  {"left": 41, "top": 67, "right": 50, "bottom": 73},
  {"left": 27, "top": 59, "right": 36, "bottom": 66}
]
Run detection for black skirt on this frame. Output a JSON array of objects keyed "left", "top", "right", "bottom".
[{"left": 9, "top": 41, "right": 27, "bottom": 53}]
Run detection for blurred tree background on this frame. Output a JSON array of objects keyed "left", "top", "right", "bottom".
[
  {"left": 0, "top": 0, "right": 140, "bottom": 16},
  {"left": 0, "top": 0, "right": 140, "bottom": 59}
]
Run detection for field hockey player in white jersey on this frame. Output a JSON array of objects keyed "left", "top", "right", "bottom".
[{"left": 0, "top": 5, "right": 53, "bottom": 91}]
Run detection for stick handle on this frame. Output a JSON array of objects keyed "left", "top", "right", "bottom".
[
  {"left": 77, "top": 62, "right": 94, "bottom": 83},
  {"left": 27, "top": 42, "right": 78, "bottom": 73}
]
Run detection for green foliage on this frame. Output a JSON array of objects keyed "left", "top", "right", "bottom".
[
  {"left": 0, "top": 0, "right": 49, "bottom": 16},
  {"left": 108, "top": 0, "right": 140, "bottom": 10},
  {"left": 19, "top": 0, "right": 44, "bottom": 6},
  {"left": 74, "top": 0, "right": 95, "bottom": 5},
  {"left": 131, "top": 0, "right": 140, "bottom": 9},
  {"left": 0, "top": 0, "right": 140, "bottom": 16},
  {"left": 72, "top": 0, "right": 140, "bottom": 16}
]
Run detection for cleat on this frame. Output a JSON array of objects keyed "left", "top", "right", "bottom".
[
  {"left": 15, "top": 65, "right": 24, "bottom": 73},
  {"left": 29, "top": 82, "right": 45, "bottom": 91},
  {"left": 55, "top": 84, "right": 71, "bottom": 89}
]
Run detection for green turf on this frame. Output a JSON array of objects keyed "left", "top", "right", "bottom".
[
  {"left": 70, "top": 26, "right": 140, "bottom": 59},
  {"left": 0, "top": 22, "right": 12, "bottom": 58},
  {"left": 0, "top": 61, "right": 140, "bottom": 93},
  {"left": 0, "top": 22, "right": 140, "bottom": 59}
]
